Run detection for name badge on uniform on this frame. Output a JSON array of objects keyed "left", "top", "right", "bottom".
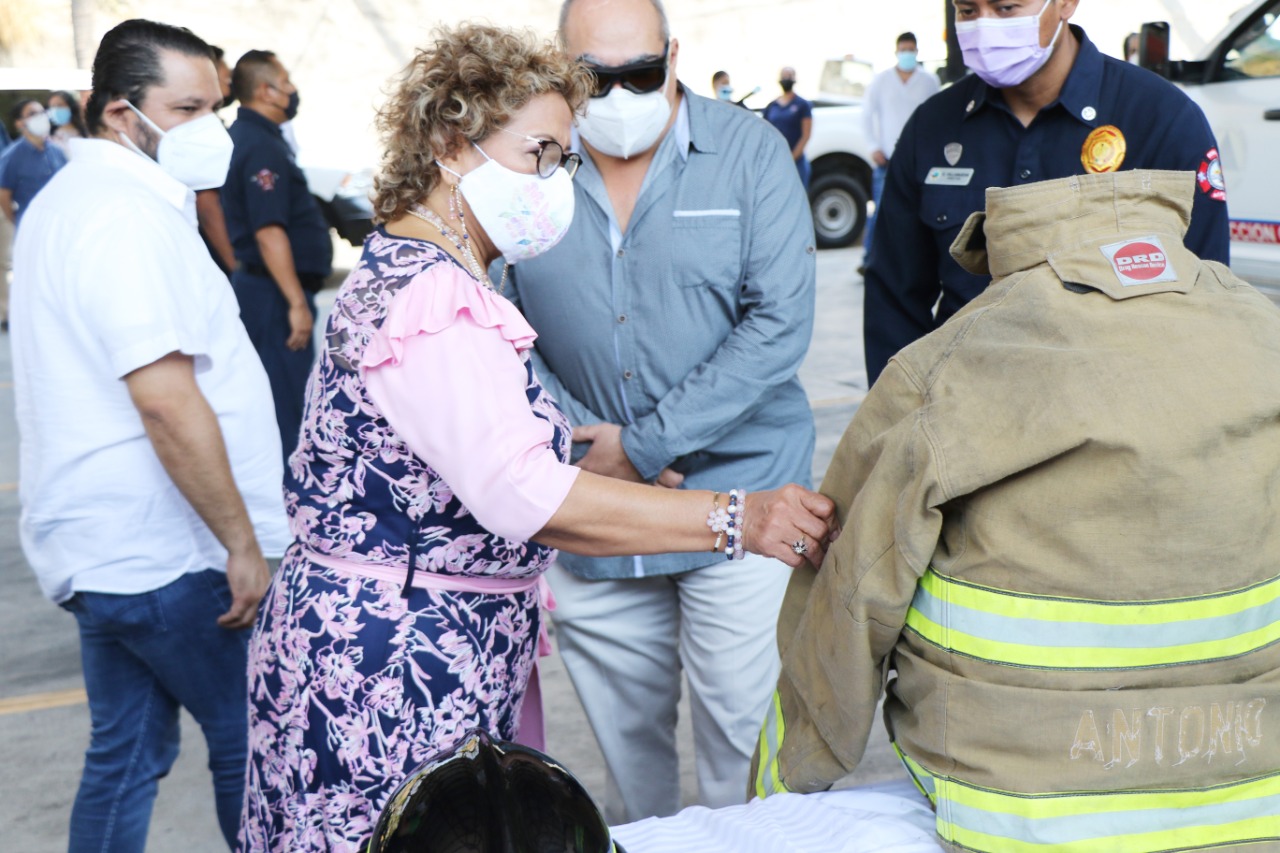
[{"left": 925, "top": 167, "right": 975, "bottom": 187}]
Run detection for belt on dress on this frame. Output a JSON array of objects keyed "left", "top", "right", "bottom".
[{"left": 300, "top": 547, "right": 556, "bottom": 752}]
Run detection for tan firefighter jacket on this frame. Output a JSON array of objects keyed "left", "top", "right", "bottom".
[{"left": 752, "top": 170, "right": 1280, "bottom": 852}]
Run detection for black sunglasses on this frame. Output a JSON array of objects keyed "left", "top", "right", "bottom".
[{"left": 584, "top": 42, "right": 670, "bottom": 98}]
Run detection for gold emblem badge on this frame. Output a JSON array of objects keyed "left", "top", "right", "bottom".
[{"left": 1081, "top": 125, "right": 1126, "bottom": 174}]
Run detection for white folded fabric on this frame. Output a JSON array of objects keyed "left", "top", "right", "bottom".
[{"left": 610, "top": 779, "right": 942, "bottom": 853}]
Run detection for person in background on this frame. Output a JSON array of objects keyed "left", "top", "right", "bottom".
[
  {"left": 47, "top": 90, "right": 90, "bottom": 154},
  {"left": 761, "top": 66, "right": 813, "bottom": 188},
  {"left": 223, "top": 49, "right": 332, "bottom": 465},
  {"left": 197, "top": 44, "right": 238, "bottom": 275},
  {"left": 712, "top": 69, "right": 733, "bottom": 101},
  {"left": 1124, "top": 31, "right": 1140, "bottom": 63},
  {"left": 0, "top": 100, "right": 68, "bottom": 228},
  {"left": 508, "top": 0, "right": 818, "bottom": 826},
  {"left": 236, "top": 23, "right": 834, "bottom": 852},
  {"left": 859, "top": 31, "right": 939, "bottom": 275},
  {"left": 212, "top": 45, "right": 235, "bottom": 111},
  {"left": 0, "top": 119, "right": 9, "bottom": 331},
  {"left": 11, "top": 19, "right": 289, "bottom": 851},
  {"left": 861, "top": 0, "right": 1230, "bottom": 386}
]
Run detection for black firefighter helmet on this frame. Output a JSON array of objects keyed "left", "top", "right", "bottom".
[{"left": 367, "top": 728, "right": 627, "bottom": 853}]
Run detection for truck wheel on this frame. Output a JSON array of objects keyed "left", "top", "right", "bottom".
[{"left": 809, "top": 172, "right": 868, "bottom": 249}]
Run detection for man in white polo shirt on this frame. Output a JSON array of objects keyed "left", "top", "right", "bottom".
[{"left": 10, "top": 20, "right": 289, "bottom": 851}]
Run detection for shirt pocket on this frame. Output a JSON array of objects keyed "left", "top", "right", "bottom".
[
  {"left": 918, "top": 184, "right": 986, "bottom": 247},
  {"left": 670, "top": 211, "right": 743, "bottom": 289}
]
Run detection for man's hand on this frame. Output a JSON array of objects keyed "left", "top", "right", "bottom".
[
  {"left": 872, "top": 149, "right": 888, "bottom": 168},
  {"left": 573, "top": 422, "right": 645, "bottom": 483},
  {"left": 218, "top": 547, "right": 271, "bottom": 629},
  {"left": 286, "top": 299, "right": 313, "bottom": 351}
]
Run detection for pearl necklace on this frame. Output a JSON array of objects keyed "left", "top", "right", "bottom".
[{"left": 406, "top": 202, "right": 506, "bottom": 294}]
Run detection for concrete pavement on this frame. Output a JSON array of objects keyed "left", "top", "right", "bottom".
[{"left": 0, "top": 245, "right": 901, "bottom": 851}]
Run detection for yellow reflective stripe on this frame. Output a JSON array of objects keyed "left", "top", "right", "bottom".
[
  {"left": 943, "top": 814, "right": 1280, "bottom": 853},
  {"left": 891, "top": 742, "right": 936, "bottom": 804},
  {"left": 905, "top": 612, "right": 1280, "bottom": 668},
  {"left": 943, "top": 771, "right": 1280, "bottom": 818},
  {"left": 917, "top": 569, "right": 1280, "bottom": 627},
  {"left": 752, "top": 691, "right": 789, "bottom": 799},
  {"left": 906, "top": 568, "right": 1280, "bottom": 669},
  {"left": 917, "top": 765, "right": 1280, "bottom": 852}
]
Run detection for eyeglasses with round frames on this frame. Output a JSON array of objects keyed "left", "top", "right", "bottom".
[
  {"left": 499, "top": 128, "right": 582, "bottom": 180},
  {"left": 583, "top": 41, "right": 670, "bottom": 99}
]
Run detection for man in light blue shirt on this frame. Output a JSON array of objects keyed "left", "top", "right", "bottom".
[{"left": 508, "top": 0, "right": 817, "bottom": 824}]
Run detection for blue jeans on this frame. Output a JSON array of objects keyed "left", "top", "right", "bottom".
[
  {"left": 865, "top": 163, "right": 889, "bottom": 263},
  {"left": 62, "top": 569, "right": 252, "bottom": 852},
  {"left": 796, "top": 154, "right": 811, "bottom": 191}
]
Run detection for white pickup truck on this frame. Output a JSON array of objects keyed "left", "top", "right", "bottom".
[
  {"left": 796, "top": 58, "right": 880, "bottom": 249},
  {"left": 1143, "top": 0, "right": 1280, "bottom": 302}
]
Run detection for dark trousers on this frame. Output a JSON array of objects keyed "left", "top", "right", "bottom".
[{"left": 231, "top": 267, "right": 316, "bottom": 465}]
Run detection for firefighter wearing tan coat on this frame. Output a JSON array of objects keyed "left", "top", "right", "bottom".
[{"left": 751, "top": 170, "right": 1280, "bottom": 852}]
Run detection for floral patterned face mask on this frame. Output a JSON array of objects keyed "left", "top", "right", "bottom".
[{"left": 439, "top": 143, "right": 576, "bottom": 264}]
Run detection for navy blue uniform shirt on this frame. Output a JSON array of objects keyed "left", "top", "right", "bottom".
[
  {"left": 762, "top": 94, "right": 813, "bottom": 150},
  {"left": 864, "top": 27, "right": 1230, "bottom": 384},
  {"left": 0, "top": 137, "right": 68, "bottom": 227},
  {"left": 223, "top": 107, "right": 332, "bottom": 278}
]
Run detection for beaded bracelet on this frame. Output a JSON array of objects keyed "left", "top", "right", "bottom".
[
  {"left": 706, "top": 491, "right": 729, "bottom": 553},
  {"left": 724, "top": 489, "right": 745, "bottom": 561}
]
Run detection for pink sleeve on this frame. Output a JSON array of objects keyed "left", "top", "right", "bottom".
[{"left": 362, "top": 265, "right": 579, "bottom": 542}]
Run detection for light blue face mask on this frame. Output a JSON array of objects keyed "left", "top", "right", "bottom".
[
  {"left": 49, "top": 105, "right": 72, "bottom": 127},
  {"left": 896, "top": 51, "right": 919, "bottom": 72}
]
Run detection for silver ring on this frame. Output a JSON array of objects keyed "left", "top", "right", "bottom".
[{"left": 791, "top": 539, "right": 808, "bottom": 556}]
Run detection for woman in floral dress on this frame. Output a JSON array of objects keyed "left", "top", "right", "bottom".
[{"left": 237, "top": 24, "right": 835, "bottom": 853}]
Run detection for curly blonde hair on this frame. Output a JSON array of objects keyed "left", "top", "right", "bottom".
[{"left": 372, "top": 23, "right": 595, "bottom": 224}]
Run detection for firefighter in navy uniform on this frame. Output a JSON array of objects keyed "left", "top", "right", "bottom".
[
  {"left": 863, "top": 0, "right": 1230, "bottom": 385},
  {"left": 223, "top": 49, "right": 332, "bottom": 462}
]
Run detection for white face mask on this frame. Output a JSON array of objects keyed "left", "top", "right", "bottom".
[
  {"left": 440, "top": 142, "right": 576, "bottom": 265},
  {"left": 120, "top": 102, "right": 234, "bottom": 191},
  {"left": 575, "top": 78, "right": 673, "bottom": 160},
  {"left": 23, "top": 112, "right": 52, "bottom": 140}
]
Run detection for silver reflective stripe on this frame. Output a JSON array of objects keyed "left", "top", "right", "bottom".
[
  {"left": 909, "top": 582, "right": 1280, "bottom": 650},
  {"left": 946, "top": 788, "right": 1280, "bottom": 847}
]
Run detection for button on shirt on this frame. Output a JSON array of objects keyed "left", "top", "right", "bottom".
[
  {"left": 508, "top": 89, "right": 817, "bottom": 580},
  {"left": 11, "top": 138, "right": 291, "bottom": 603},
  {"left": 862, "top": 66, "right": 941, "bottom": 159},
  {"left": 0, "top": 137, "right": 68, "bottom": 226},
  {"left": 863, "top": 27, "right": 1231, "bottom": 385},
  {"left": 223, "top": 107, "right": 333, "bottom": 277}
]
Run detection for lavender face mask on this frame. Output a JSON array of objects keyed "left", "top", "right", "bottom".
[{"left": 956, "top": 0, "right": 1063, "bottom": 89}]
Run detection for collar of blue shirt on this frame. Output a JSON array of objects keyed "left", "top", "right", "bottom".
[
  {"left": 967, "top": 25, "right": 1104, "bottom": 129},
  {"left": 66, "top": 137, "right": 196, "bottom": 225}
]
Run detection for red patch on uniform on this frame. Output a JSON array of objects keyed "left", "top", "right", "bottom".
[
  {"left": 1196, "top": 148, "right": 1226, "bottom": 202},
  {"left": 1111, "top": 241, "right": 1167, "bottom": 281},
  {"left": 252, "top": 168, "right": 278, "bottom": 191}
]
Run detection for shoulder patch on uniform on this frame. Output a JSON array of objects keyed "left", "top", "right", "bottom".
[
  {"left": 1099, "top": 235, "right": 1178, "bottom": 286},
  {"left": 252, "top": 168, "right": 279, "bottom": 192},
  {"left": 1197, "top": 148, "right": 1226, "bottom": 201}
]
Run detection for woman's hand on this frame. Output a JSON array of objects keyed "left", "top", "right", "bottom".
[{"left": 742, "top": 485, "right": 838, "bottom": 569}]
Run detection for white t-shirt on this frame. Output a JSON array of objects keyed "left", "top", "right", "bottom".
[{"left": 11, "top": 138, "right": 291, "bottom": 603}]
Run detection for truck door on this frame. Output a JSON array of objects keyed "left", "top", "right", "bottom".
[{"left": 1195, "top": 1, "right": 1280, "bottom": 293}]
